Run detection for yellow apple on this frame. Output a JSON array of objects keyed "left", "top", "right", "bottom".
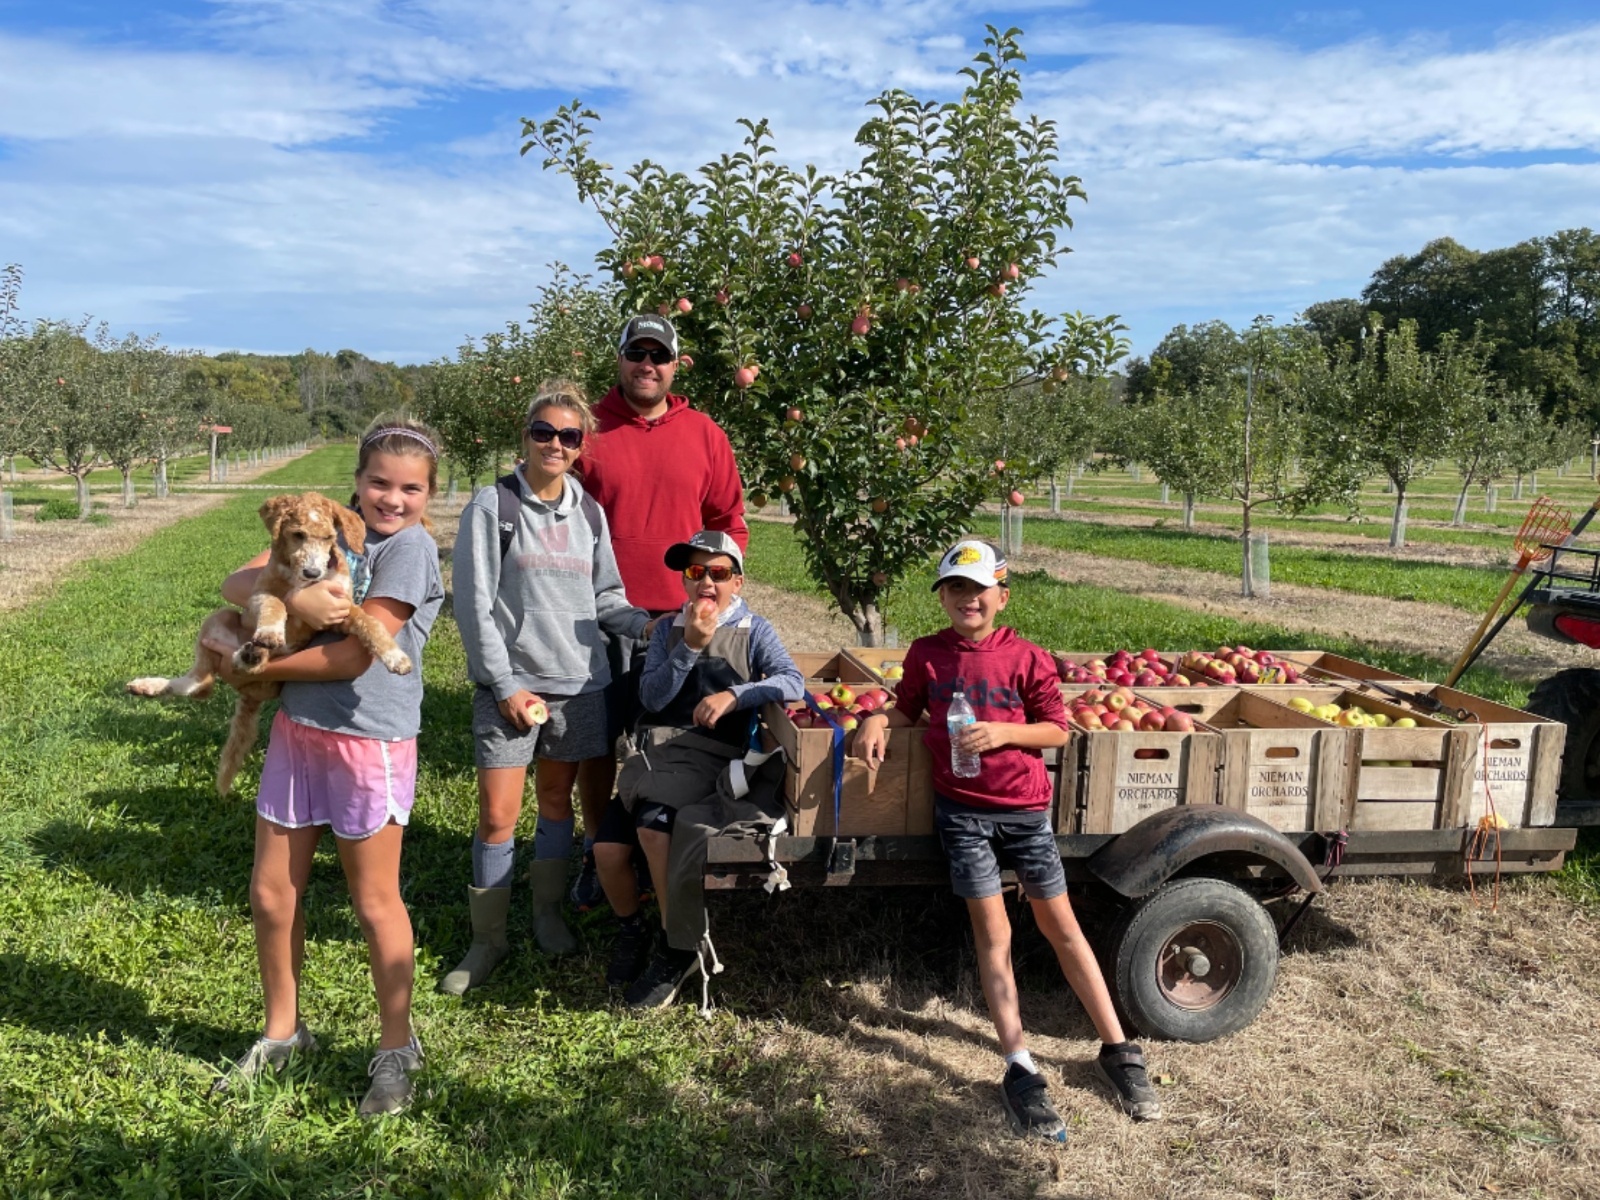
[{"left": 1288, "top": 697, "right": 1314, "bottom": 714}]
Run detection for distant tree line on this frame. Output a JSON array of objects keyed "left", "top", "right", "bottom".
[{"left": 0, "top": 264, "right": 429, "bottom": 518}]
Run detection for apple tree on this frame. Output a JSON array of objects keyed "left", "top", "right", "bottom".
[
  {"left": 1319, "top": 317, "right": 1488, "bottom": 547},
  {"left": 524, "top": 28, "right": 1127, "bottom": 642}
]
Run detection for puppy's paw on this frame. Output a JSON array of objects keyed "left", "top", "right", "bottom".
[
  {"left": 253, "top": 626, "right": 286, "bottom": 651},
  {"left": 381, "top": 649, "right": 413, "bottom": 676},
  {"left": 126, "top": 677, "right": 168, "bottom": 696},
  {"left": 234, "top": 642, "right": 269, "bottom": 674}
]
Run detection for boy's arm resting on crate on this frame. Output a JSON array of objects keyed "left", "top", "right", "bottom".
[
  {"left": 727, "top": 616, "right": 804, "bottom": 710},
  {"left": 856, "top": 705, "right": 912, "bottom": 768}
]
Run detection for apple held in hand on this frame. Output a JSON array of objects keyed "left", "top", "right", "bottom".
[{"left": 524, "top": 698, "right": 549, "bottom": 725}]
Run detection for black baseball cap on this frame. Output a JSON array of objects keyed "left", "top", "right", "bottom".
[{"left": 617, "top": 314, "right": 679, "bottom": 357}]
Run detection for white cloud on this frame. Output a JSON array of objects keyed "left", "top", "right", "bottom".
[{"left": 1, "top": 4, "right": 1598, "bottom": 360}]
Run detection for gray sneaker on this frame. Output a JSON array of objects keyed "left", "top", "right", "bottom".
[
  {"left": 359, "top": 1037, "right": 424, "bottom": 1117},
  {"left": 211, "top": 1024, "right": 317, "bottom": 1095}
]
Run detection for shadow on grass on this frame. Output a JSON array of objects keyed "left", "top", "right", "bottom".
[{"left": 0, "top": 953, "right": 250, "bottom": 1061}]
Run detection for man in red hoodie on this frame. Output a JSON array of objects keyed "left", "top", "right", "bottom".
[{"left": 572, "top": 313, "right": 749, "bottom": 909}]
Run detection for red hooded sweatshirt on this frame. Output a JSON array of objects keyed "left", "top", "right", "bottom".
[
  {"left": 891, "top": 625, "right": 1068, "bottom": 813},
  {"left": 579, "top": 387, "right": 749, "bottom": 612}
]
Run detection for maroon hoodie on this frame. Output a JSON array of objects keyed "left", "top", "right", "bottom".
[
  {"left": 891, "top": 626, "right": 1068, "bottom": 813},
  {"left": 579, "top": 387, "right": 749, "bottom": 612}
]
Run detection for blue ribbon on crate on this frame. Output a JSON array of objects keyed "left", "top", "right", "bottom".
[{"left": 802, "top": 692, "right": 848, "bottom": 834}]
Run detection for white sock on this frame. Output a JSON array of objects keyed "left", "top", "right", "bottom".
[{"left": 1005, "top": 1049, "right": 1039, "bottom": 1075}]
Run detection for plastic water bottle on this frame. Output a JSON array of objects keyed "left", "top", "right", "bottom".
[{"left": 948, "top": 688, "right": 981, "bottom": 778}]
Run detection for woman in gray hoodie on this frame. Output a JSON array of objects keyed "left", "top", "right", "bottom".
[{"left": 442, "top": 380, "right": 652, "bottom": 993}]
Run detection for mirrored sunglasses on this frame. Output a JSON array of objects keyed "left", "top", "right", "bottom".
[
  {"left": 526, "top": 421, "right": 584, "bottom": 450},
  {"left": 622, "top": 347, "right": 675, "bottom": 365},
  {"left": 683, "top": 563, "right": 738, "bottom": 583}
]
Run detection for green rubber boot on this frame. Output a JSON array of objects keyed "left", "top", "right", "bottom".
[
  {"left": 437, "top": 886, "right": 512, "bottom": 995},
  {"left": 528, "top": 859, "right": 578, "bottom": 956}
]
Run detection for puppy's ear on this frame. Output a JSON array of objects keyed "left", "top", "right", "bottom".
[
  {"left": 258, "top": 494, "right": 297, "bottom": 539},
  {"left": 333, "top": 502, "right": 367, "bottom": 555}
]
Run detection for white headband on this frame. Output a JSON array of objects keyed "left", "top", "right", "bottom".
[{"left": 362, "top": 427, "right": 438, "bottom": 458}]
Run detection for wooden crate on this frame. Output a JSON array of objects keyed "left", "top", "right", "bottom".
[
  {"left": 764, "top": 702, "right": 933, "bottom": 836},
  {"left": 843, "top": 647, "right": 910, "bottom": 689},
  {"left": 1282, "top": 651, "right": 1416, "bottom": 687},
  {"left": 1309, "top": 691, "right": 1478, "bottom": 831},
  {"left": 1160, "top": 689, "right": 1358, "bottom": 832},
  {"left": 792, "top": 651, "right": 879, "bottom": 692},
  {"left": 1067, "top": 720, "right": 1224, "bottom": 835},
  {"left": 1385, "top": 684, "right": 1565, "bottom": 828}
]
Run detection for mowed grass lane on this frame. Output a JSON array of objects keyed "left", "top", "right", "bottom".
[
  {"left": 0, "top": 459, "right": 866, "bottom": 1199},
  {"left": 970, "top": 516, "right": 1509, "bottom": 611}
]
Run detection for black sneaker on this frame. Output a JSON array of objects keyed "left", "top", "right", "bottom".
[
  {"left": 1000, "top": 1063, "right": 1067, "bottom": 1143},
  {"left": 606, "top": 918, "right": 654, "bottom": 988},
  {"left": 1094, "top": 1042, "right": 1163, "bottom": 1121},
  {"left": 570, "top": 851, "right": 606, "bottom": 913},
  {"left": 624, "top": 944, "right": 701, "bottom": 1009}
]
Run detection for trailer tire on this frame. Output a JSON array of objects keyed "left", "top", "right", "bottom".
[
  {"left": 1110, "top": 877, "right": 1277, "bottom": 1043},
  {"left": 1526, "top": 668, "right": 1600, "bottom": 806}
]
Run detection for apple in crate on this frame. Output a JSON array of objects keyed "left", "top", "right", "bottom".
[
  {"left": 830, "top": 683, "right": 855, "bottom": 707},
  {"left": 810, "top": 691, "right": 834, "bottom": 710}
]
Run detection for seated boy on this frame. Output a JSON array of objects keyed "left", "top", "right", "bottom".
[
  {"left": 855, "top": 539, "right": 1162, "bottom": 1140},
  {"left": 593, "top": 530, "right": 804, "bottom": 1008}
]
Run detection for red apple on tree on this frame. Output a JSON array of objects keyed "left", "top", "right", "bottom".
[
  {"left": 734, "top": 366, "right": 757, "bottom": 389},
  {"left": 676, "top": 297, "right": 692, "bottom": 313}
]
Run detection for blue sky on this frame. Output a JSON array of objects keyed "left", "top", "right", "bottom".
[{"left": 2, "top": 2, "right": 1597, "bottom": 364}]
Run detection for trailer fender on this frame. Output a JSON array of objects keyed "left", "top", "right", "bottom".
[{"left": 1087, "top": 807, "right": 1321, "bottom": 900}]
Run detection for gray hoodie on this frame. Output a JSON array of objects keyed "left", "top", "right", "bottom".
[{"left": 453, "top": 470, "right": 649, "bottom": 700}]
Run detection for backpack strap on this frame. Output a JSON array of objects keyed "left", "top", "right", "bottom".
[{"left": 494, "top": 472, "right": 521, "bottom": 561}]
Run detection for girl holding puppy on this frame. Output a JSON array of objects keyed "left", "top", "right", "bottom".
[
  {"left": 445, "top": 380, "right": 650, "bottom": 992},
  {"left": 207, "top": 414, "right": 445, "bottom": 1117}
]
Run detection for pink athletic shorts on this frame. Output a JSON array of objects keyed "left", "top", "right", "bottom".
[{"left": 256, "top": 711, "right": 417, "bottom": 840}]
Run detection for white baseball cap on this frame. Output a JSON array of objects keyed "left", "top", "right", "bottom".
[{"left": 933, "top": 539, "right": 1008, "bottom": 590}]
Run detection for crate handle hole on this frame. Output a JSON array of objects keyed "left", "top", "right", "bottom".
[
  {"left": 1264, "top": 746, "right": 1302, "bottom": 759},
  {"left": 1489, "top": 738, "right": 1522, "bottom": 750},
  {"left": 1131, "top": 748, "right": 1171, "bottom": 761}
]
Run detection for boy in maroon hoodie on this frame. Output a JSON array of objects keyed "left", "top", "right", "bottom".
[{"left": 855, "top": 539, "right": 1162, "bottom": 1141}]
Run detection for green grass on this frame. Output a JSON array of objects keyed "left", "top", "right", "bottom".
[
  {"left": 0, "top": 479, "right": 875, "bottom": 1198},
  {"left": 971, "top": 517, "right": 1509, "bottom": 612}
]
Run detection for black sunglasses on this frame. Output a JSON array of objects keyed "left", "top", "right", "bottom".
[
  {"left": 621, "top": 347, "right": 675, "bottom": 365},
  {"left": 526, "top": 421, "right": 584, "bottom": 450}
]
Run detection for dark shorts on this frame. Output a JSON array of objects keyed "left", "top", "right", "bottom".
[
  {"left": 935, "top": 799, "right": 1065, "bottom": 901},
  {"left": 593, "top": 794, "right": 677, "bottom": 846},
  {"left": 472, "top": 687, "right": 609, "bottom": 768}
]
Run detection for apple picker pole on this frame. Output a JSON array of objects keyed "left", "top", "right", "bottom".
[{"left": 1444, "top": 496, "right": 1571, "bottom": 687}]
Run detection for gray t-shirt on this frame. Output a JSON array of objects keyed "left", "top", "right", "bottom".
[{"left": 280, "top": 520, "right": 444, "bottom": 741}]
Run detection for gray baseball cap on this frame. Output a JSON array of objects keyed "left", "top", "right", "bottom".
[
  {"left": 664, "top": 529, "right": 744, "bottom": 574},
  {"left": 617, "top": 314, "right": 679, "bottom": 356}
]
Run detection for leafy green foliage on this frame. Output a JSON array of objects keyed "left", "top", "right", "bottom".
[{"left": 524, "top": 28, "right": 1128, "bottom": 642}]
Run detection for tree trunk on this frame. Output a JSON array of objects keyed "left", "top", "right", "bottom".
[
  {"left": 121, "top": 468, "right": 135, "bottom": 508},
  {"left": 1389, "top": 490, "right": 1408, "bottom": 549},
  {"left": 1049, "top": 472, "right": 1060, "bottom": 514},
  {"left": 1486, "top": 485, "right": 1498, "bottom": 513},
  {"left": 76, "top": 473, "right": 92, "bottom": 519},
  {"left": 1240, "top": 505, "right": 1255, "bottom": 597},
  {"left": 155, "top": 456, "right": 168, "bottom": 500},
  {"left": 1064, "top": 468, "right": 1074, "bottom": 499},
  {"left": 1183, "top": 492, "right": 1195, "bottom": 530},
  {"left": 1160, "top": 483, "right": 1170, "bottom": 504},
  {"left": 1451, "top": 489, "right": 1467, "bottom": 526},
  {"left": 1530, "top": 471, "right": 1538, "bottom": 493},
  {"left": 1514, "top": 474, "right": 1523, "bottom": 500},
  {"left": 837, "top": 591, "right": 881, "bottom": 646}
]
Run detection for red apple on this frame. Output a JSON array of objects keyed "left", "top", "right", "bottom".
[
  {"left": 796, "top": 303, "right": 812, "bottom": 320},
  {"left": 647, "top": 255, "right": 664, "bottom": 271},
  {"left": 786, "top": 251, "right": 803, "bottom": 268},
  {"left": 1114, "top": 717, "right": 1137, "bottom": 732},
  {"left": 778, "top": 476, "right": 796, "bottom": 493},
  {"left": 675, "top": 298, "right": 692, "bottom": 314},
  {"left": 678, "top": 355, "right": 693, "bottom": 370},
  {"left": 715, "top": 289, "right": 730, "bottom": 305},
  {"left": 1134, "top": 669, "right": 1161, "bottom": 687},
  {"left": 524, "top": 698, "right": 549, "bottom": 725},
  {"left": 810, "top": 692, "right": 833, "bottom": 710},
  {"left": 1139, "top": 710, "right": 1166, "bottom": 732},
  {"left": 894, "top": 437, "right": 907, "bottom": 451},
  {"left": 851, "top": 309, "right": 872, "bottom": 337},
  {"left": 789, "top": 453, "right": 807, "bottom": 472},
  {"left": 734, "top": 367, "right": 757, "bottom": 389},
  {"left": 786, "top": 407, "right": 804, "bottom": 423},
  {"left": 830, "top": 684, "right": 855, "bottom": 707},
  {"left": 965, "top": 255, "right": 981, "bottom": 270},
  {"left": 994, "top": 459, "right": 1007, "bottom": 473},
  {"left": 988, "top": 282, "right": 1007, "bottom": 297},
  {"left": 1008, "top": 490, "right": 1026, "bottom": 507},
  {"left": 1167, "top": 712, "right": 1195, "bottom": 732},
  {"left": 1170, "top": 674, "right": 1191, "bottom": 687},
  {"left": 1004, "top": 262, "right": 1021, "bottom": 280}
]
